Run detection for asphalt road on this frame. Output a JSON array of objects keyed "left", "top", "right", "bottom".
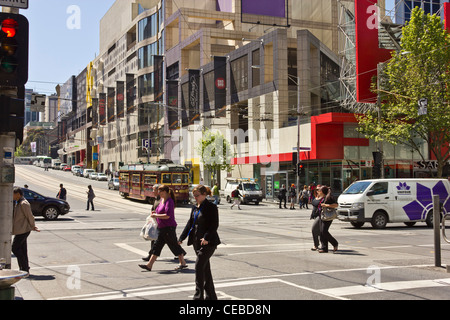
[{"left": 10, "top": 165, "right": 450, "bottom": 304}]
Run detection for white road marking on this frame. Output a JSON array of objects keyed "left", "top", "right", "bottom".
[
  {"left": 114, "top": 243, "right": 148, "bottom": 257},
  {"left": 319, "top": 278, "right": 450, "bottom": 297}
]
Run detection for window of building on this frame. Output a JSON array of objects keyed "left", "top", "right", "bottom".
[
  {"left": 138, "top": 13, "right": 159, "bottom": 42},
  {"left": 230, "top": 55, "right": 248, "bottom": 95},
  {"left": 138, "top": 73, "right": 154, "bottom": 98}
]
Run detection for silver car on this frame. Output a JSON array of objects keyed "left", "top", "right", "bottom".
[{"left": 108, "top": 177, "right": 120, "bottom": 190}]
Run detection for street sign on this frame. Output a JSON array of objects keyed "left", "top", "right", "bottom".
[
  {"left": 142, "top": 138, "right": 151, "bottom": 149},
  {"left": 0, "top": 0, "right": 28, "bottom": 9},
  {"left": 418, "top": 98, "right": 428, "bottom": 116}
]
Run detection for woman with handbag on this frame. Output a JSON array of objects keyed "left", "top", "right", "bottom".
[
  {"left": 178, "top": 185, "right": 221, "bottom": 300},
  {"left": 138, "top": 185, "right": 187, "bottom": 271},
  {"left": 317, "top": 186, "right": 339, "bottom": 253}
]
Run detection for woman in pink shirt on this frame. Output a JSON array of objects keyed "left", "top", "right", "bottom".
[{"left": 139, "top": 185, "right": 187, "bottom": 271}]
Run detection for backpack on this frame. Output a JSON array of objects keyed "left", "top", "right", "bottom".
[{"left": 231, "top": 190, "right": 238, "bottom": 198}]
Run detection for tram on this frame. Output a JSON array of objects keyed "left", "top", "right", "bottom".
[{"left": 119, "top": 160, "right": 190, "bottom": 204}]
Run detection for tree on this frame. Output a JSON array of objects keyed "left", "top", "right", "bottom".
[
  {"left": 357, "top": 7, "right": 450, "bottom": 177},
  {"left": 14, "top": 129, "right": 47, "bottom": 157},
  {"left": 196, "top": 129, "right": 233, "bottom": 181}
]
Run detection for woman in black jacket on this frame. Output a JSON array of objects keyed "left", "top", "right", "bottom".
[{"left": 178, "top": 185, "right": 220, "bottom": 300}]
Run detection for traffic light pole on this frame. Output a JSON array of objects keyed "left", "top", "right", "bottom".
[
  {"left": 0, "top": 7, "right": 27, "bottom": 270},
  {"left": 0, "top": 131, "right": 16, "bottom": 270}
]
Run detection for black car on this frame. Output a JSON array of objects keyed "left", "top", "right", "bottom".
[{"left": 20, "top": 188, "right": 70, "bottom": 221}]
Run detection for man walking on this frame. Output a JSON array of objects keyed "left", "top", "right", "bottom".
[
  {"left": 57, "top": 184, "right": 67, "bottom": 200},
  {"left": 12, "top": 187, "right": 40, "bottom": 274},
  {"left": 86, "top": 185, "right": 95, "bottom": 211}
]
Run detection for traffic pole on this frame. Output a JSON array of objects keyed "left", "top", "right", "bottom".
[
  {"left": 433, "top": 195, "right": 441, "bottom": 268},
  {"left": 0, "top": 133, "right": 16, "bottom": 269}
]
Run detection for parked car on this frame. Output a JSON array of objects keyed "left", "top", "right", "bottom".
[
  {"left": 19, "top": 187, "right": 70, "bottom": 221},
  {"left": 89, "top": 172, "right": 98, "bottom": 180},
  {"left": 108, "top": 177, "right": 120, "bottom": 190},
  {"left": 75, "top": 169, "right": 84, "bottom": 176},
  {"left": 96, "top": 173, "right": 107, "bottom": 181},
  {"left": 63, "top": 165, "right": 71, "bottom": 171},
  {"left": 83, "top": 169, "right": 95, "bottom": 178},
  {"left": 71, "top": 165, "right": 81, "bottom": 174},
  {"left": 57, "top": 163, "right": 67, "bottom": 170}
]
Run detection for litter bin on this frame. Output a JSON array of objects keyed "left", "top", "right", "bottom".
[{"left": 0, "top": 270, "right": 28, "bottom": 300}]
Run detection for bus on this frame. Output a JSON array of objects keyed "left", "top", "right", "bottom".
[
  {"left": 35, "top": 156, "right": 52, "bottom": 168},
  {"left": 119, "top": 161, "right": 190, "bottom": 204}
]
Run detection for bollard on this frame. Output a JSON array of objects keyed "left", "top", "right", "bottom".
[{"left": 433, "top": 195, "right": 441, "bottom": 268}]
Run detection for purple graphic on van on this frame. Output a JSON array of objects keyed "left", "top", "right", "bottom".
[
  {"left": 396, "top": 182, "right": 410, "bottom": 191},
  {"left": 402, "top": 181, "right": 450, "bottom": 220}
]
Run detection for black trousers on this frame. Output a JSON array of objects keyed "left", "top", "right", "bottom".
[
  {"left": 12, "top": 232, "right": 31, "bottom": 272},
  {"left": 150, "top": 226, "right": 184, "bottom": 257},
  {"left": 86, "top": 199, "right": 94, "bottom": 210},
  {"left": 193, "top": 243, "right": 217, "bottom": 300},
  {"left": 278, "top": 197, "right": 286, "bottom": 208},
  {"left": 319, "top": 220, "right": 338, "bottom": 251}
]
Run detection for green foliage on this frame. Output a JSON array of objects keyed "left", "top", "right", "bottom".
[
  {"left": 357, "top": 7, "right": 450, "bottom": 177},
  {"left": 196, "top": 129, "right": 233, "bottom": 174},
  {"left": 14, "top": 128, "right": 47, "bottom": 157}
]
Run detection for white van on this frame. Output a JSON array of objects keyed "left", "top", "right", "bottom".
[
  {"left": 338, "top": 179, "right": 450, "bottom": 229},
  {"left": 224, "top": 178, "right": 263, "bottom": 205}
]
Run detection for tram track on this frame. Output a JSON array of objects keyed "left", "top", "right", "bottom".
[{"left": 15, "top": 165, "right": 152, "bottom": 215}]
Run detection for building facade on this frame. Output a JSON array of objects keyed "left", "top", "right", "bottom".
[{"left": 53, "top": 0, "right": 449, "bottom": 199}]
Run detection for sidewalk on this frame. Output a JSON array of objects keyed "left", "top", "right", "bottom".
[{"left": 14, "top": 276, "right": 44, "bottom": 300}]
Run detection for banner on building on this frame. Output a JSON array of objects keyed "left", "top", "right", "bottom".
[
  {"left": 107, "top": 87, "right": 115, "bottom": 123},
  {"left": 154, "top": 55, "right": 164, "bottom": 103},
  {"left": 167, "top": 80, "right": 179, "bottom": 130},
  {"left": 214, "top": 56, "right": 227, "bottom": 117},
  {"left": 92, "top": 98, "right": 98, "bottom": 128},
  {"left": 126, "top": 74, "right": 136, "bottom": 113},
  {"left": 189, "top": 69, "right": 200, "bottom": 124},
  {"left": 116, "top": 81, "right": 125, "bottom": 118},
  {"left": 99, "top": 93, "right": 106, "bottom": 126}
]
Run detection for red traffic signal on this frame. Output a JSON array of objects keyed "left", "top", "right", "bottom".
[
  {"left": 297, "top": 162, "right": 305, "bottom": 176},
  {"left": 0, "top": 13, "right": 28, "bottom": 86}
]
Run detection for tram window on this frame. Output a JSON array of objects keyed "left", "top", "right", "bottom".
[
  {"left": 120, "top": 174, "right": 128, "bottom": 181},
  {"left": 145, "top": 175, "right": 157, "bottom": 185},
  {"left": 162, "top": 174, "right": 171, "bottom": 184},
  {"left": 172, "top": 174, "right": 182, "bottom": 184},
  {"left": 132, "top": 174, "right": 140, "bottom": 183},
  {"left": 182, "top": 174, "right": 189, "bottom": 184}
]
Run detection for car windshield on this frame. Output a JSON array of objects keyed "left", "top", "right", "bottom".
[
  {"left": 342, "top": 181, "right": 372, "bottom": 194},
  {"left": 243, "top": 183, "right": 260, "bottom": 191}
]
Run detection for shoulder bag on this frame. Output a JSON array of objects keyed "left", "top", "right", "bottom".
[{"left": 321, "top": 206, "right": 338, "bottom": 221}]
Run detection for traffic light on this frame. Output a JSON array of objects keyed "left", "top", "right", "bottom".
[
  {"left": 0, "top": 13, "right": 28, "bottom": 86},
  {"left": 297, "top": 162, "right": 305, "bottom": 176},
  {"left": 0, "top": 94, "right": 25, "bottom": 144}
]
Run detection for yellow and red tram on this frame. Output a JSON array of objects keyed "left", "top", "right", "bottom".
[{"left": 119, "top": 162, "right": 190, "bottom": 204}]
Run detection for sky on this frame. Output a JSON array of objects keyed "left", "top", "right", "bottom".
[
  {"left": 21, "top": 0, "right": 115, "bottom": 95},
  {"left": 17, "top": 0, "right": 396, "bottom": 96}
]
